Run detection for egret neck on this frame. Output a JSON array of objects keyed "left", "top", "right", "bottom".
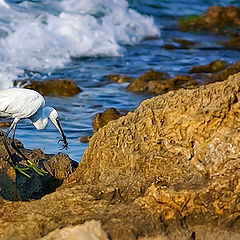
[
  {"left": 30, "top": 106, "right": 53, "bottom": 130},
  {"left": 30, "top": 106, "right": 68, "bottom": 149}
]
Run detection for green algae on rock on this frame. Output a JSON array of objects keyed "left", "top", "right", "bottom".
[{"left": 179, "top": 6, "right": 240, "bottom": 34}]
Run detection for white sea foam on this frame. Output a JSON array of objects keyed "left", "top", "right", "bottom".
[{"left": 0, "top": 0, "right": 160, "bottom": 89}]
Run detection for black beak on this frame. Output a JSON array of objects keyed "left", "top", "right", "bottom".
[{"left": 56, "top": 118, "right": 68, "bottom": 150}]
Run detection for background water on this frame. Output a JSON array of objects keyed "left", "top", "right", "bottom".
[{"left": 0, "top": 0, "right": 239, "bottom": 162}]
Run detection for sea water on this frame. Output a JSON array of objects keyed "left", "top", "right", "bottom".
[{"left": 0, "top": 0, "right": 239, "bottom": 161}]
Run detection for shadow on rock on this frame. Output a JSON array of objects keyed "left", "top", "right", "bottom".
[{"left": 0, "top": 131, "right": 77, "bottom": 201}]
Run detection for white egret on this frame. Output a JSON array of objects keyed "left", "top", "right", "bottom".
[{"left": 0, "top": 88, "right": 68, "bottom": 178}]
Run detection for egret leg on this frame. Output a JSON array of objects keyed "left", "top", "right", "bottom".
[
  {"left": 10, "top": 121, "right": 28, "bottom": 160},
  {"left": 9, "top": 120, "right": 48, "bottom": 176},
  {"left": 3, "top": 118, "right": 31, "bottom": 178}
]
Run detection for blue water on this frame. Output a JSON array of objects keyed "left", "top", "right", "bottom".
[{"left": 0, "top": 0, "right": 240, "bottom": 162}]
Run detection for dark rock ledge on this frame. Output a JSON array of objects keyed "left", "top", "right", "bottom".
[{"left": 1, "top": 73, "right": 240, "bottom": 239}]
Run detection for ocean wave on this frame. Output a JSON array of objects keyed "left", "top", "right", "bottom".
[{"left": 0, "top": 0, "right": 160, "bottom": 89}]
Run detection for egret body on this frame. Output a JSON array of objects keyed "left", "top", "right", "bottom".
[{"left": 0, "top": 88, "right": 68, "bottom": 177}]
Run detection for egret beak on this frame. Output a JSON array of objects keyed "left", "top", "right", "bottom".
[{"left": 51, "top": 117, "right": 68, "bottom": 150}]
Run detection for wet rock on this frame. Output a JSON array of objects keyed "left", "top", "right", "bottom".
[
  {"left": 24, "top": 78, "right": 82, "bottom": 97},
  {"left": 162, "top": 43, "right": 176, "bottom": 49},
  {"left": 179, "top": 6, "right": 240, "bottom": 34},
  {"left": 92, "top": 107, "right": 123, "bottom": 133},
  {"left": 104, "top": 74, "right": 134, "bottom": 83},
  {"left": 221, "top": 36, "right": 240, "bottom": 51},
  {"left": 189, "top": 59, "right": 227, "bottom": 73},
  {"left": 173, "top": 38, "right": 195, "bottom": 46},
  {"left": 127, "top": 69, "right": 170, "bottom": 93},
  {"left": 79, "top": 135, "right": 91, "bottom": 143},
  {"left": 162, "top": 38, "right": 195, "bottom": 50},
  {"left": 0, "top": 121, "right": 10, "bottom": 128},
  {"left": 210, "top": 61, "right": 240, "bottom": 83},
  {"left": 39, "top": 220, "right": 109, "bottom": 240},
  {"left": 127, "top": 69, "right": 198, "bottom": 94},
  {"left": 172, "top": 38, "right": 195, "bottom": 49},
  {"left": 2, "top": 74, "right": 240, "bottom": 239},
  {"left": 0, "top": 131, "right": 77, "bottom": 200}
]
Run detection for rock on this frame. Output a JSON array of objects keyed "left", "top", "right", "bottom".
[
  {"left": 210, "top": 61, "right": 240, "bottom": 83},
  {"left": 172, "top": 38, "right": 195, "bottom": 46},
  {"left": 189, "top": 59, "right": 227, "bottom": 73},
  {"left": 127, "top": 70, "right": 198, "bottom": 94},
  {"left": 92, "top": 108, "right": 123, "bottom": 133},
  {"left": 162, "top": 39, "right": 195, "bottom": 50},
  {"left": 172, "top": 38, "right": 195, "bottom": 49},
  {"left": 104, "top": 74, "right": 134, "bottom": 83},
  {"left": 2, "top": 74, "right": 240, "bottom": 239},
  {"left": 127, "top": 69, "right": 170, "bottom": 93},
  {"left": 71, "top": 72, "right": 240, "bottom": 237},
  {"left": 162, "top": 43, "right": 176, "bottom": 49},
  {"left": 179, "top": 6, "right": 240, "bottom": 34},
  {"left": 0, "top": 121, "right": 10, "bottom": 128},
  {"left": 0, "top": 131, "right": 77, "bottom": 200},
  {"left": 221, "top": 36, "right": 240, "bottom": 51},
  {"left": 24, "top": 79, "right": 82, "bottom": 97},
  {"left": 79, "top": 135, "right": 91, "bottom": 143},
  {"left": 78, "top": 108, "right": 123, "bottom": 143},
  {"left": 39, "top": 220, "right": 109, "bottom": 240}
]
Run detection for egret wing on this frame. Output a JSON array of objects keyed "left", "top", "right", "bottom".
[{"left": 0, "top": 88, "right": 45, "bottom": 119}]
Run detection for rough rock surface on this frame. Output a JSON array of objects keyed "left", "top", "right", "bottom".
[
  {"left": 0, "top": 131, "right": 76, "bottom": 200},
  {"left": 179, "top": 6, "right": 240, "bottom": 34},
  {"left": 1, "top": 73, "right": 240, "bottom": 239},
  {"left": 92, "top": 107, "right": 123, "bottom": 133},
  {"left": 79, "top": 108, "right": 123, "bottom": 143},
  {"left": 127, "top": 69, "right": 197, "bottom": 94}
]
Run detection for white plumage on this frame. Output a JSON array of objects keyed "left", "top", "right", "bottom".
[
  {"left": 0, "top": 88, "right": 45, "bottom": 119},
  {"left": 0, "top": 88, "right": 68, "bottom": 177}
]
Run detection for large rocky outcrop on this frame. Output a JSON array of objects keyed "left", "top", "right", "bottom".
[
  {"left": 1, "top": 73, "right": 240, "bottom": 239},
  {"left": 179, "top": 6, "right": 240, "bottom": 34}
]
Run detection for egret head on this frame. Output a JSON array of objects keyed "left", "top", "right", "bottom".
[
  {"left": 30, "top": 106, "right": 68, "bottom": 149},
  {"left": 48, "top": 107, "right": 68, "bottom": 150}
]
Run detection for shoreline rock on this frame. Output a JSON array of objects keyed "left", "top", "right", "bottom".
[
  {"left": 0, "top": 133, "right": 77, "bottom": 201},
  {"left": 124, "top": 60, "right": 240, "bottom": 95},
  {"left": 22, "top": 78, "right": 82, "bottom": 97},
  {"left": 1, "top": 73, "right": 240, "bottom": 239},
  {"left": 178, "top": 6, "right": 240, "bottom": 34}
]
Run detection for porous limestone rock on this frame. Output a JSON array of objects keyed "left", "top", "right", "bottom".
[
  {"left": 39, "top": 220, "right": 109, "bottom": 240},
  {"left": 1, "top": 73, "right": 240, "bottom": 239}
]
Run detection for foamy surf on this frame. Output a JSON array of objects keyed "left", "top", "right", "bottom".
[{"left": 0, "top": 0, "right": 160, "bottom": 89}]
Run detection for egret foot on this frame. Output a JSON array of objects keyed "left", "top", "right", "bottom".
[
  {"left": 13, "top": 165, "right": 31, "bottom": 178},
  {"left": 25, "top": 160, "right": 48, "bottom": 176}
]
